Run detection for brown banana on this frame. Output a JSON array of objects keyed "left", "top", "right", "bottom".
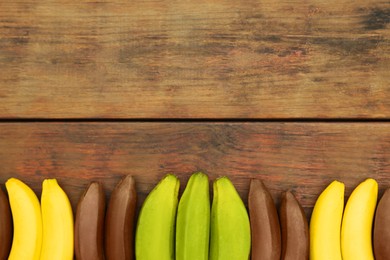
[
  {"left": 105, "top": 175, "right": 137, "bottom": 260},
  {"left": 373, "top": 187, "right": 390, "bottom": 260},
  {"left": 279, "top": 191, "right": 309, "bottom": 260},
  {"left": 75, "top": 182, "right": 105, "bottom": 260},
  {"left": 0, "top": 186, "right": 12, "bottom": 260},
  {"left": 248, "top": 179, "right": 281, "bottom": 260}
]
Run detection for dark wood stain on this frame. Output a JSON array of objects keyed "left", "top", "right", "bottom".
[
  {"left": 364, "top": 8, "right": 390, "bottom": 30},
  {"left": 308, "top": 36, "right": 383, "bottom": 54}
]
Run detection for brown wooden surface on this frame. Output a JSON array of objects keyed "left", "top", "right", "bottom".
[
  {"left": 1, "top": 0, "right": 390, "bottom": 119},
  {"left": 0, "top": 122, "right": 389, "bottom": 218},
  {"left": 1, "top": 0, "right": 390, "bottom": 225}
]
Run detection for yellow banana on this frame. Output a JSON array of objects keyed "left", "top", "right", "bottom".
[
  {"left": 6, "top": 177, "right": 42, "bottom": 260},
  {"left": 341, "top": 178, "right": 378, "bottom": 260},
  {"left": 310, "top": 180, "right": 344, "bottom": 260},
  {"left": 209, "top": 176, "right": 251, "bottom": 260},
  {"left": 135, "top": 174, "right": 180, "bottom": 260},
  {"left": 176, "top": 172, "right": 210, "bottom": 260},
  {"left": 40, "top": 179, "right": 74, "bottom": 260}
]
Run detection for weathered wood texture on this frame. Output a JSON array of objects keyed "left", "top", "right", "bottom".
[
  {"left": 0, "top": 123, "right": 389, "bottom": 217},
  {"left": 0, "top": 0, "right": 389, "bottom": 118}
]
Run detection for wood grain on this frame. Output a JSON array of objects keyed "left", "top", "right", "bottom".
[
  {"left": 0, "top": 122, "right": 389, "bottom": 218},
  {"left": 0, "top": 0, "right": 389, "bottom": 118}
]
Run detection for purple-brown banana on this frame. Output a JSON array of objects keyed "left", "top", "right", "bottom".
[
  {"left": 248, "top": 179, "right": 281, "bottom": 260},
  {"left": 0, "top": 186, "right": 12, "bottom": 260},
  {"left": 75, "top": 182, "right": 105, "bottom": 260},
  {"left": 279, "top": 191, "right": 309, "bottom": 260},
  {"left": 374, "top": 187, "right": 390, "bottom": 260},
  {"left": 105, "top": 175, "right": 137, "bottom": 260}
]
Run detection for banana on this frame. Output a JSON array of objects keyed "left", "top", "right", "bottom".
[
  {"left": 373, "top": 187, "right": 390, "bottom": 260},
  {"left": 209, "top": 176, "right": 251, "bottom": 260},
  {"left": 5, "top": 178, "right": 42, "bottom": 260},
  {"left": 0, "top": 186, "right": 12, "bottom": 260},
  {"left": 75, "top": 182, "right": 106, "bottom": 260},
  {"left": 248, "top": 179, "right": 281, "bottom": 260},
  {"left": 105, "top": 175, "right": 137, "bottom": 260},
  {"left": 310, "top": 180, "right": 344, "bottom": 260},
  {"left": 279, "top": 191, "right": 309, "bottom": 260},
  {"left": 135, "top": 174, "right": 180, "bottom": 260},
  {"left": 40, "top": 179, "right": 74, "bottom": 260},
  {"left": 176, "top": 172, "right": 210, "bottom": 260},
  {"left": 341, "top": 178, "right": 378, "bottom": 260}
]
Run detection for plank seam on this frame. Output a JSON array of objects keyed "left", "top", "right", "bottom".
[{"left": 0, "top": 118, "right": 390, "bottom": 123}]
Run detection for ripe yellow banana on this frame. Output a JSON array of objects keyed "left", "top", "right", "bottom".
[
  {"left": 310, "top": 180, "right": 344, "bottom": 260},
  {"left": 209, "top": 176, "right": 251, "bottom": 260},
  {"left": 341, "top": 178, "right": 378, "bottom": 260},
  {"left": 135, "top": 174, "right": 180, "bottom": 260},
  {"left": 40, "top": 179, "right": 74, "bottom": 260},
  {"left": 176, "top": 172, "right": 210, "bottom": 260},
  {"left": 6, "top": 177, "right": 42, "bottom": 260}
]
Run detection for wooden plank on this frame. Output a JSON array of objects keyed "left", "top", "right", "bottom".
[
  {"left": 0, "top": 0, "right": 389, "bottom": 118},
  {"left": 0, "top": 122, "right": 389, "bottom": 218}
]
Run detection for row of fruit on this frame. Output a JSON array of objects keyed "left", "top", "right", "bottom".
[{"left": 0, "top": 173, "right": 389, "bottom": 259}]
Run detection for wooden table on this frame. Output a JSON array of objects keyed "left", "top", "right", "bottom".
[{"left": 1, "top": 0, "right": 390, "bottom": 216}]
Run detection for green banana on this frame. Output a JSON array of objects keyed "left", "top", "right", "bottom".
[
  {"left": 135, "top": 174, "right": 180, "bottom": 260},
  {"left": 176, "top": 172, "right": 210, "bottom": 260},
  {"left": 210, "top": 176, "right": 251, "bottom": 260}
]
